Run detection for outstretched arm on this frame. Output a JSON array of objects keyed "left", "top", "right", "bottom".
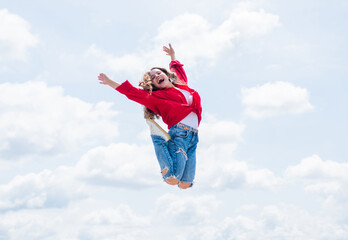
[
  {"left": 98, "top": 73, "right": 161, "bottom": 114},
  {"left": 98, "top": 73, "right": 120, "bottom": 89},
  {"left": 163, "top": 43, "right": 176, "bottom": 61}
]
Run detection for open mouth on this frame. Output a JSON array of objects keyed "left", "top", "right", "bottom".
[{"left": 158, "top": 79, "right": 164, "bottom": 84}]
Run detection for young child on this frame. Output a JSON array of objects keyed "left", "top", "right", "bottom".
[{"left": 98, "top": 44, "right": 202, "bottom": 189}]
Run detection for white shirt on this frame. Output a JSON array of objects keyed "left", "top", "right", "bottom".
[{"left": 175, "top": 88, "right": 199, "bottom": 129}]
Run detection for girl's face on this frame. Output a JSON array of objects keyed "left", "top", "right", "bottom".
[{"left": 150, "top": 69, "right": 173, "bottom": 89}]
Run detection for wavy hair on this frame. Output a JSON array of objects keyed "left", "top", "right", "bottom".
[{"left": 139, "top": 67, "right": 180, "bottom": 119}]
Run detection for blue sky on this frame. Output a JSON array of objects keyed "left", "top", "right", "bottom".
[{"left": 1, "top": 0, "right": 348, "bottom": 239}]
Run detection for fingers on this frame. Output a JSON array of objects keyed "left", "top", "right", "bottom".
[
  {"left": 98, "top": 73, "right": 108, "bottom": 84},
  {"left": 98, "top": 73, "right": 109, "bottom": 80},
  {"left": 98, "top": 73, "right": 105, "bottom": 79},
  {"left": 163, "top": 43, "right": 174, "bottom": 55},
  {"left": 163, "top": 46, "right": 170, "bottom": 53}
]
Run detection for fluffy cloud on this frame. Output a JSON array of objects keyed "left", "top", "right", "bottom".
[
  {"left": 75, "top": 142, "right": 160, "bottom": 189},
  {"left": 241, "top": 81, "right": 314, "bottom": 118},
  {"left": 0, "top": 211, "right": 61, "bottom": 239},
  {"left": 197, "top": 147, "right": 282, "bottom": 190},
  {"left": 0, "top": 81, "right": 119, "bottom": 159},
  {"left": 189, "top": 204, "right": 348, "bottom": 240},
  {"left": 152, "top": 194, "right": 220, "bottom": 226},
  {"left": 0, "top": 166, "right": 86, "bottom": 211},
  {"left": 196, "top": 116, "right": 281, "bottom": 190},
  {"left": 79, "top": 204, "right": 150, "bottom": 239},
  {"left": 199, "top": 114, "right": 245, "bottom": 144},
  {"left": 0, "top": 193, "right": 220, "bottom": 240},
  {"left": 284, "top": 154, "right": 348, "bottom": 196},
  {"left": 0, "top": 194, "right": 216, "bottom": 239},
  {"left": 86, "top": 44, "right": 148, "bottom": 75},
  {"left": 87, "top": 8, "right": 280, "bottom": 74},
  {"left": 284, "top": 155, "right": 348, "bottom": 217},
  {"left": 285, "top": 155, "right": 348, "bottom": 181},
  {"left": 0, "top": 9, "right": 39, "bottom": 61},
  {"left": 1, "top": 192, "right": 347, "bottom": 240},
  {"left": 0, "top": 207, "right": 149, "bottom": 240},
  {"left": 155, "top": 9, "right": 279, "bottom": 64},
  {"left": 83, "top": 204, "right": 150, "bottom": 226},
  {"left": 218, "top": 9, "right": 281, "bottom": 38}
]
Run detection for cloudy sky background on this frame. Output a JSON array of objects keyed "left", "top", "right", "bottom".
[{"left": 1, "top": 0, "right": 348, "bottom": 239}]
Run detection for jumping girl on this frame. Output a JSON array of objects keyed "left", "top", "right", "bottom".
[{"left": 98, "top": 44, "right": 202, "bottom": 189}]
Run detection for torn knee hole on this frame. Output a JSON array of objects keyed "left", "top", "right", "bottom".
[
  {"left": 161, "top": 168, "right": 168, "bottom": 176},
  {"left": 176, "top": 148, "right": 188, "bottom": 160}
]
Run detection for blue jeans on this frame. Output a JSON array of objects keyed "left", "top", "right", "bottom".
[{"left": 150, "top": 123, "right": 199, "bottom": 185}]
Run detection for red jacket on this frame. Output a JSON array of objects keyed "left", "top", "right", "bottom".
[{"left": 116, "top": 60, "right": 202, "bottom": 129}]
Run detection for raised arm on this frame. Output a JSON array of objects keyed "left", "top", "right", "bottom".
[
  {"left": 163, "top": 43, "right": 187, "bottom": 84},
  {"left": 163, "top": 43, "right": 176, "bottom": 61}
]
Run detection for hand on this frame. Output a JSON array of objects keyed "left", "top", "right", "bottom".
[
  {"left": 163, "top": 43, "right": 176, "bottom": 61},
  {"left": 98, "top": 73, "right": 120, "bottom": 89},
  {"left": 98, "top": 73, "right": 111, "bottom": 85}
]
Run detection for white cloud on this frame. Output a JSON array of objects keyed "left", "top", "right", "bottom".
[
  {"left": 1, "top": 192, "right": 347, "bottom": 240},
  {"left": 0, "top": 193, "right": 221, "bottom": 239},
  {"left": 0, "top": 9, "right": 39, "bottom": 61},
  {"left": 284, "top": 155, "right": 348, "bottom": 222},
  {"left": 196, "top": 116, "right": 281, "bottom": 190},
  {"left": 0, "top": 166, "right": 86, "bottom": 211},
  {"left": 155, "top": 9, "right": 279, "bottom": 65},
  {"left": 218, "top": 8, "right": 280, "bottom": 38},
  {"left": 284, "top": 155, "right": 348, "bottom": 195},
  {"left": 241, "top": 81, "right": 314, "bottom": 118},
  {"left": 75, "top": 142, "right": 160, "bottom": 189},
  {"left": 0, "top": 200, "right": 132, "bottom": 240},
  {"left": 0, "top": 81, "right": 119, "bottom": 159},
  {"left": 285, "top": 155, "right": 348, "bottom": 181},
  {"left": 0, "top": 211, "right": 61, "bottom": 239},
  {"left": 83, "top": 204, "right": 150, "bottom": 226},
  {"left": 258, "top": 204, "right": 347, "bottom": 239},
  {"left": 88, "top": 8, "right": 280, "bottom": 74},
  {"left": 79, "top": 204, "right": 150, "bottom": 239},
  {"left": 189, "top": 204, "right": 348, "bottom": 240},
  {"left": 197, "top": 148, "right": 282, "bottom": 190},
  {"left": 199, "top": 114, "right": 245, "bottom": 144},
  {"left": 86, "top": 44, "right": 149, "bottom": 75},
  {"left": 152, "top": 194, "right": 220, "bottom": 226},
  {"left": 153, "top": 13, "right": 237, "bottom": 64}
]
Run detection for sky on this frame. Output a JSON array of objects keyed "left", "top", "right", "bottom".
[{"left": 0, "top": 0, "right": 348, "bottom": 239}]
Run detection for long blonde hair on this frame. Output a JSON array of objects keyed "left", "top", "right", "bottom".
[{"left": 139, "top": 67, "right": 180, "bottom": 119}]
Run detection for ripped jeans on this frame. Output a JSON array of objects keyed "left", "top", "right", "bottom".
[{"left": 151, "top": 123, "right": 199, "bottom": 185}]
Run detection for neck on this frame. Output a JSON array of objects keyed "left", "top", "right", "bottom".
[{"left": 164, "top": 83, "right": 175, "bottom": 89}]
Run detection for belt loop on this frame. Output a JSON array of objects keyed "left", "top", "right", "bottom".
[{"left": 177, "top": 123, "right": 198, "bottom": 133}]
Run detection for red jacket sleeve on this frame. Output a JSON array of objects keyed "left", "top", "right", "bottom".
[
  {"left": 116, "top": 80, "right": 160, "bottom": 114},
  {"left": 169, "top": 60, "right": 187, "bottom": 84}
]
